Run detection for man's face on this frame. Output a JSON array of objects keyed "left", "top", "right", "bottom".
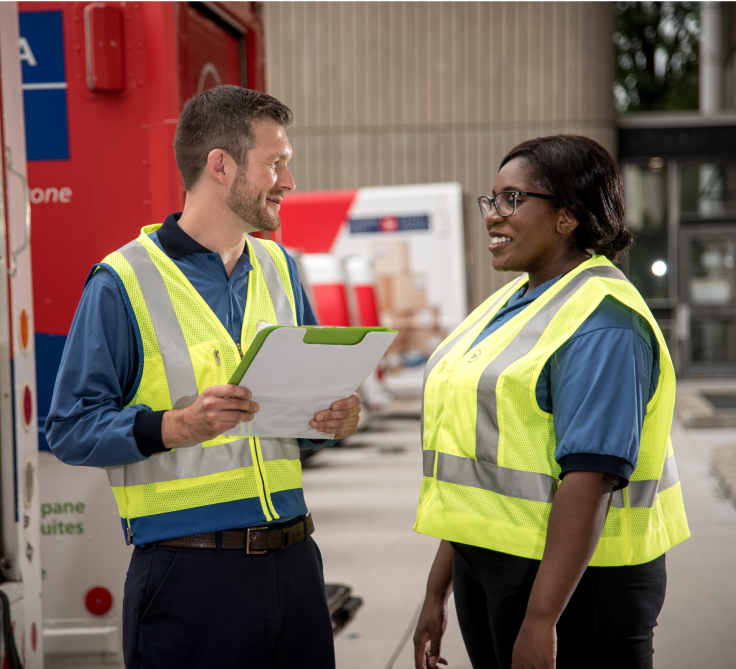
[{"left": 226, "top": 119, "right": 295, "bottom": 232}]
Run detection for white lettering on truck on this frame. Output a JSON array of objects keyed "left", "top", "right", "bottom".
[
  {"left": 19, "top": 37, "right": 37, "bottom": 66},
  {"left": 30, "top": 187, "right": 72, "bottom": 204}
]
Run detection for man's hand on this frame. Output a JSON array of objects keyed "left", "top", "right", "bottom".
[
  {"left": 511, "top": 617, "right": 557, "bottom": 669},
  {"left": 309, "top": 393, "right": 361, "bottom": 438},
  {"left": 162, "top": 385, "right": 259, "bottom": 448}
]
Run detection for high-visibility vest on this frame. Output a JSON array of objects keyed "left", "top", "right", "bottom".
[
  {"left": 414, "top": 255, "right": 690, "bottom": 566},
  {"left": 98, "top": 225, "right": 303, "bottom": 545}
]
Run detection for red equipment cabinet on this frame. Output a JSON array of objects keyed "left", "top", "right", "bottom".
[{"left": 17, "top": 1, "right": 266, "bottom": 449}]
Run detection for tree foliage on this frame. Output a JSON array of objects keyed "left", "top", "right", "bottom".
[{"left": 613, "top": 2, "right": 699, "bottom": 113}]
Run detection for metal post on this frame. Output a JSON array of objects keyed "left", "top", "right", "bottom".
[{"left": 700, "top": 2, "right": 725, "bottom": 114}]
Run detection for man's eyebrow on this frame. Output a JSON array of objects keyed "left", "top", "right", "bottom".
[{"left": 265, "top": 150, "right": 291, "bottom": 161}]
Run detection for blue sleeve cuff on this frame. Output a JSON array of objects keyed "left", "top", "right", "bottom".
[
  {"left": 558, "top": 454, "right": 633, "bottom": 491},
  {"left": 133, "top": 410, "right": 171, "bottom": 457}
]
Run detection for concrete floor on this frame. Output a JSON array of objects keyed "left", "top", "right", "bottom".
[
  {"left": 303, "top": 418, "right": 472, "bottom": 669},
  {"left": 654, "top": 414, "right": 736, "bottom": 668},
  {"left": 304, "top": 389, "right": 736, "bottom": 669}
]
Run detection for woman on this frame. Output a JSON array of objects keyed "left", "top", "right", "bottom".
[{"left": 412, "top": 135, "right": 689, "bottom": 669}]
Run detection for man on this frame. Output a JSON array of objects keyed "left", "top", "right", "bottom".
[{"left": 46, "top": 86, "right": 360, "bottom": 669}]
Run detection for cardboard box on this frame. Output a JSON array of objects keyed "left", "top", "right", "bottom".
[
  {"left": 405, "top": 327, "right": 445, "bottom": 355},
  {"left": 375, "top": 275, "right": 394, "bottom": 314},
  {"left": 372, "top": 240, "right": 410, "bottom": 275},
  {"left": 391, "top": 273, "right": 427, "bottom": 314},
  {"left": 386, "top": 326, "right": 446, "bottom": 357},
  {"left": 382, "top": 306, "right": 440, "bottom": 331}
]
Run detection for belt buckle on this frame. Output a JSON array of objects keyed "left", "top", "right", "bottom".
[{"left": 246, "top": 526, "right": 268, "bottom": 555}]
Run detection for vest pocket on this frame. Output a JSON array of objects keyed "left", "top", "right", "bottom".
[{"left": 188, "top": 340, "right": 227, "bottom": 391}]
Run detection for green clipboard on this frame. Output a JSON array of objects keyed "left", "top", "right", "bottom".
[{"left": 228, "top": 326, "right": 396, "bottom": 386}]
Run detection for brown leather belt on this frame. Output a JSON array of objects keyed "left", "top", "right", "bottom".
[{"left": 158, "top": 514, "right": 315, "bottom": 554}]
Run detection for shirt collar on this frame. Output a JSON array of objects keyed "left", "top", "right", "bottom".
[
  {"left": 157, "top": 213, "right": 212, "bottom": 259},
  {"left": 507, "top": 274, "right": 564, "bottom": 308}
]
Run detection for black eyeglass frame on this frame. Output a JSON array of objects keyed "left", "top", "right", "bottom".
[{"left": 477, "top": 191, "right": 557, "bottom": 219}]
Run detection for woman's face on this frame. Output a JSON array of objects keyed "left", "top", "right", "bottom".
[{"left": 485, "top": 157, "right": 572, "bottom": 274}]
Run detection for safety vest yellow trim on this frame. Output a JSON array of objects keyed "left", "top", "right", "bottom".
[
  {"left": 416, "top": 255, "right": 690, "bottom": 566},
  {"left": 101, "top": 228, "right": 302, "bottom": 539}
]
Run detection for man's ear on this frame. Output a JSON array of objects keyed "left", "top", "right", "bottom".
[
  {"left": 205, "top": 149, "right": 237, "bottom": 186},
  {"left": 556, "top": 208, "right": 580, "bottom": 237}
]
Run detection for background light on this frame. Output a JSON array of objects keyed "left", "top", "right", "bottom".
[{"left": 652, "top": 261, "right": 667, "bottom": 276}]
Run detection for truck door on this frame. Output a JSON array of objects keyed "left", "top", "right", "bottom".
[{"left": 178, "top": 3, "right": 245, "bottom": 99}]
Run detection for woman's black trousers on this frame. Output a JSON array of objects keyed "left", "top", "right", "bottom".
[{"left": 451, "top": 542, "right": 667, "bottom": 669}]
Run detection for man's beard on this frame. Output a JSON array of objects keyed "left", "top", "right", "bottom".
[{"left": 226, "top": 168, "right": 282, "bottom": 232}]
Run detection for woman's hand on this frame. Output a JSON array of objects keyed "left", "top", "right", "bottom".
[
  {"left": 413, "top": 599, "right": 450, "bottom": 668},
  {"left": 511, "top": 617, "right": 557, "bottom": 669},
  {"left": 414, "top": 540, "right": 454, "bottom": 668}
]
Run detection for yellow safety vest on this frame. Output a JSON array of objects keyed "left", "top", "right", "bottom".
[
  {"left": 98, "top": 225, "right": 303, "bottom": 545},
  {"left": 415, "top": 255, "right": 690, "bottom": 566}
]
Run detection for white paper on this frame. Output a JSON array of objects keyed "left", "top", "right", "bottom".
[{"left": 223, "top": 328, "right": 397, "bottom": 439}]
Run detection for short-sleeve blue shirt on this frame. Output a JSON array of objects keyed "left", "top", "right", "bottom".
[{"left": 471, "top": 273, "right": 659, "bottom": 488}]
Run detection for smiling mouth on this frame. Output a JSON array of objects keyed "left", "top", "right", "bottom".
[
  {"left": 266, "top": 197, "right": 282, "bottom": 207},
  {"left": 489, "top": 235, "right": 512, "bottom": 248}
]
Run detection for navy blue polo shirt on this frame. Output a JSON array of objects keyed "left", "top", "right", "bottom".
[{"left": 471, "top": 273, "right": 660, "bottom": 488}]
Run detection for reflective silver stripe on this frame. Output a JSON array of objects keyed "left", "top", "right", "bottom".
[
  {"left": 423, "top": 450, "right": 436, "bottom": 477},
  {"left": 437, "top": 452, "right": 558, "bottom": 503},
  {"left": 259, "top": 437, "right": 300, "bottom": 461},
  {"left": 249, "top": 237, "right": 296, "bottom": 325},
  {"left": 626, "top": 479, "right": 659, "bottom": 508},
  {"left": 119, "top": 242, "right": 199, "bottom": 410},
  {"left": 475, "top": 265, "right": 627, "bottom": 464},
  {"left": 436, "top": 451, "right": 680, "bottom": 509},
  {"left": 107, "top": 437, "right": 301, "bottom": 489},
  {"left": 421, "top": 276, "right": 527, "bottom": 447},
  {"left": 610, "top": 454, "right": 680, "bottom": 509},
  {"left": 658, "top": 452, "right": 680, "bottom": 493},
  {"left": 106, "top": 438, "right": 253, "bottom": 487}
]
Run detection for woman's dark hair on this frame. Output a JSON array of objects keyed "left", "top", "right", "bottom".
[{"left": 500, "top": 135, "right": 632, "bottom": 262}]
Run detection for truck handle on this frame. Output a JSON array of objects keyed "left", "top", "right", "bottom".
[{"left": 5, "top": 147, "right": 31, "bottom": 277}]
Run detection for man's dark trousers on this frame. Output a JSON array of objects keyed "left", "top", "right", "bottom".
[{"left": 122, "top": 531, "right": 335, "bottom": 668}]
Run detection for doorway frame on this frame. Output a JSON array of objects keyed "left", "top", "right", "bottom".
[{"left": 678, "top": 222, "right": 736, "bottom": 376}]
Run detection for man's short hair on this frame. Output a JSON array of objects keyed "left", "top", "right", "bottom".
[{"left": 174, "top": 85, "right": 293, "bottom": 191}]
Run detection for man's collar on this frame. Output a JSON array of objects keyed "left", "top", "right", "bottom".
[{"left": 158, "top": 213, "right": 212, "bottom": 259}]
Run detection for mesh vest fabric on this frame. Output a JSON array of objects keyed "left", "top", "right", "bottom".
[
  {"left": 415, "top": 256, "right": 690, "bottom": 566},
  {"left": 98, "top": 226, "right": 305, "bottom": 545}
]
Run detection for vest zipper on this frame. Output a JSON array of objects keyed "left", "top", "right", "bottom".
[
  {"left": 236, "top": 342, "right": 243, "bottom": 358},
  {"left": 213, "top": 349, "right": 221, "bottom": 366}
]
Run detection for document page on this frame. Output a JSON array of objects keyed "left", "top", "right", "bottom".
[{"left": 223, "top": 327, "right": 396, "bottom": 439}]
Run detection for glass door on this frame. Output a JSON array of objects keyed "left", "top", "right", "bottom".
[{"left": 679, "top": 226, "right": 736, "bottom": 375}]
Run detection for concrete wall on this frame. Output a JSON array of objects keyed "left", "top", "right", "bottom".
[{"left": 263, "top": 1, "right": 616, "bottom": 308}]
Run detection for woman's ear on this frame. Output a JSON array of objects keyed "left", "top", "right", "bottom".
[{"left": 556, "top": 208, "right": 580, "bottom": 237}]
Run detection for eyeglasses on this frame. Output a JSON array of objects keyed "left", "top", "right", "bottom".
[{"left": 477, "top": 191, "right": 556, "bottom": 219}]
